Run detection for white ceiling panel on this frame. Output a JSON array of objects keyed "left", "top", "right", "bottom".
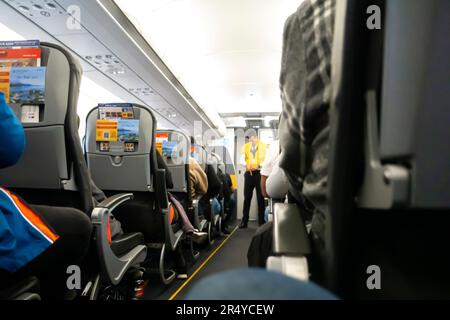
[{"left": 115, "top": 0, "right": 303, "bottom": 115}]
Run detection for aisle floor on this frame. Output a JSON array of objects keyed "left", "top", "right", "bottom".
[{"left": 144, "top": 222, "right": 258, "bottom": 300}]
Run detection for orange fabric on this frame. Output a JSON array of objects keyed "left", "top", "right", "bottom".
[
  {"left": 169, "top": 205, "right": 175, "bottom": 225},
  {"left": 3, "top": 188, "right": 59, "bottom": 242},
  {"left": 106, "top": 215, "right": 112, "bottom": 245}
]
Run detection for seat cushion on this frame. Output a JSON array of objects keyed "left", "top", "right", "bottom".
[
  {"left": 0, "top": 276, "right": 40, "bottom": 300},
  {"left": 111, "top": 232, "right": 145, "bottom": 257}
]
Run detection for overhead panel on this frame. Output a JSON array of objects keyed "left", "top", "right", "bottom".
[{"left": 1, "top": 0, "right": 220, "bottom": 135}]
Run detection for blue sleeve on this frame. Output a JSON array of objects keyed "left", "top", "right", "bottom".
[{"left": 0, "top": 92, "right": 26, "bottom": 169}]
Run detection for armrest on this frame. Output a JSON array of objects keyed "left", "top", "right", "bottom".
[
  {"left": 91, "top": 194, "right": 147, "bottom": 286},
  {"left": 192, "top": 199, "right": 200, "bottom": 229},
  {"left": 272, "top": 203, "right": 311, "bottom": 256},
  {"left": 268, "top": 203, "right": 311, "bottom": 281},
  {"left": 96, "top": 193, "right": 134, "bottom": 211}
]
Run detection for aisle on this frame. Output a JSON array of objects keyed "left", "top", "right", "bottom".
[{"left": 170, "top": 222, "right": 258, "bottom": 300}]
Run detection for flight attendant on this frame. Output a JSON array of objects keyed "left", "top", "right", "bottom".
[{"left": 240, "top": 132, "right": 266, "bottom": 228}]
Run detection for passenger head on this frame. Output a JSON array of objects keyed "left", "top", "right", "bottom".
[{"left": 248, "top": 132, "right": 258, "bottom": 145}]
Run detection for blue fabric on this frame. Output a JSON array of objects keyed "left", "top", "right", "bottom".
[
  {"left": 186, "top": 268, "right": 338, "bottom": 300},
  {"left": 225, "top": 193, "right": 236, "bottom": 216},
  {"left": 264, "top": 206, "right": 270, "bottom": 223},
  {"left": 211, "top": 198, "right": 221, "bottom": 216},
  {"left": 0, "top": 93, "right": 52, "bottom": 272},
  {"left": 0, "top": 92, "right": 26, "bottom": 169},
  {"left": 0, "top": 189, "right": 54, "bottom": 273}
]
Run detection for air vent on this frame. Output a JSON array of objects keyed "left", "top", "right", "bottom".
[
  {"left": 7, "top": 0, "right": 65, "bottom": 17},
  {"left": 85, "top": 54, "right": 123, "bottom": 67},
  {"left": 246, "top": 119, "right": 264, "bottom": 129},
  {"left": 128, "top": 87, "right": 156, "bottom": 96}
]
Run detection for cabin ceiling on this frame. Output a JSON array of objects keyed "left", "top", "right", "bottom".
[
  {"left": 0, "top": 0, "right": 226, "bottom": 136},
  {"left": 115, "top": 0, "right": 302, "bottom": 117},
  {"left": 0, "top": 0, "right": 300, "bottom": 135}
]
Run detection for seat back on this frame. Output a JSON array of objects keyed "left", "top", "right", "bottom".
[
  {"left": 191, "top": 144, "right": 207, "bottom": 171},
  {"left": 85, "top": 103, "right": 155, "bottom": 193},
  {"left": 359, "top": 0, "right": 450, "bottom": 209},
  {"left": 208, "top": 152, "right": 220, "bottom": 175},
  {"left": 327, "top": 0, "right": 450, "bottom": 299},
  {"left": 0, "top": 42, "right": 92, "bottom": 213},
  {"left": 209, "top": 146, "right": 236, "bottom": 176},
  {"left": 85, "top": 103, "right": 176, "bottom": 245},
  {"left": 156, "top": 129, "right": 190, "bottom": 193}
]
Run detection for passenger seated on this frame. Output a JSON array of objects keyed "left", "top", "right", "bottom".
[
  {"left": 247, "top": 0, "right": 335, "bottom": 272},
  {"left": 247, "top": 139, "right": 288, "bottom": 267},
  {"left": 188, "top": 156, "right": 208, "bottom": 200},
  {"left": 216, "top": 167, "right": 235, "bottom": 234},
  {"left": 156, "top": 151, "right": 207, "bottom": 242},
  {"left": 278, "top": 0, "right": 335, "bottom": 266},
  {"left": 198, "top": 159, "right": 222, "bottom": 221},
  {"left": 0, "top": 92, "right": 92, "bottom": 299}
]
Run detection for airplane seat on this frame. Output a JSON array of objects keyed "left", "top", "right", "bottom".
[
  {"left": 85, "top": 103, "right": 185, "bottom": 285},
  {"left": 157, "top": 129, "right": 191, "bottom": 208},
  {"left": 199, "top": 148, "right": 223, "bottom": 244},
  {"left": 278, "top": 0, "right": 450, "bottom": 299},
  {"left": 190, "top": 144, "right": 210, "bottom": 233},
  {"left": 210, "top": 152, "right": 225, "bottom": 229},
  {"left": 217, "top": 160, "right": 227, "bottom": 216},
  {"left": 345, "top": 0, "right": 450, "bottom": 299},
  {"left": 211, "top": 146, "right": 238, "bottom": 223},
  {"left": 156, "top": 129, "right": 201, "bottom": 258},
  {"left": 0, "top": 43, "right": 147, "bottom": 296}
]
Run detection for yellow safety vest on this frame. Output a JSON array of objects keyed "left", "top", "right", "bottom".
[{"left": 241, "top": 141, "right": 266, "bottom": 168}]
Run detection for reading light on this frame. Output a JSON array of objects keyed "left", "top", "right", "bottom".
[
  {"left": 45, "top": 3, "right": 57, "bottom": 10},
  {"left": 32, "top": 4, "right": 44, "bottom": 11}
]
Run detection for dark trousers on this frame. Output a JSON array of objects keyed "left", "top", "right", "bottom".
[{"left": 242, "top": 171, "right": 265, "bottom": 226}]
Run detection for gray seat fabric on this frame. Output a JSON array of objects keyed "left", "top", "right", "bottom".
[
  {"left": 85, "top": 104, "right": 173, "bottom": 243},
  {"left": 157, "top": 130, "right": 190, "bottom": 193},
  {"left": 327, "top": 0, "right": 450, "bottom": 299},
  {"left": 0, "top": 42, "right": 92, "bottom": 214}
]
